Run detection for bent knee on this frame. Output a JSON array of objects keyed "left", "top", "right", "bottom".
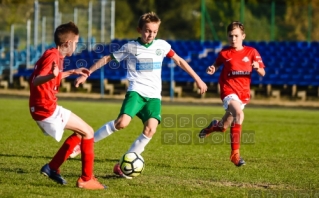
[
  {"left": 143, "top": 126, "right": 157, "bottom": 137},
  {"left": 115, "top": 120, "right": 130, "bottom": 130},
  {"left": 234, "top": 111, "right": 244, "bottom": 124},
  {"left": 82, "top": 126, "right": 94, "bottom": 138}
]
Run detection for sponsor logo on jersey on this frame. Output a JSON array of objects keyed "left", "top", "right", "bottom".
[
  {"left": 136, "top": 62, "right": 161, "bottom": 70},
  {"left": 228, "top": 70, "right": 251, "bottom": 76},
  {"left": 242, "top": 57, "right": 249, "bottom": 62}
]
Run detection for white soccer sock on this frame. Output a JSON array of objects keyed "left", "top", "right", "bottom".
[
  {"left": 127, "top": 133, "right": 151, "bottom": 155},
  {"left": 94, "top": 120, "right": 118, "bottom": 142}
]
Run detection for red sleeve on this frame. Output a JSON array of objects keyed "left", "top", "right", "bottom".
[
  {"left": 252, "top": 49, "right": 265, "bottom": 68},
  {"left": 166, "top": 49, "right": 175, "bottom": 58},
  {"left": 37, "top": 52, "right": 59, "bottom": 76},
  {"left": 215, "top": 52, "right": 224, "bottom": 66}
]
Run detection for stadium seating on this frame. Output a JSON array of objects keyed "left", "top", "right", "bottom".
[{"left": 3, "top": 39, "right": 319, "bottom": 100}]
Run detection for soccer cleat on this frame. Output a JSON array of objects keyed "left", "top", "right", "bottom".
[
  {"left": 113, "top": 163, "right": 132, "bottom": 179},
  {"left": 230, "top": 150, "right": 246, "bottom": 167},
  {"left": 76, "top": 176, "right": 107, "bottom": 190},
  {"left": 40, "top": 164, "right": 67, "bottom": 185},
  {"left": 198, "top": 120, "right": 219, "bottom": 138},
  {"left": 69, "top": 143, "right": 81, "bottom": 158}
]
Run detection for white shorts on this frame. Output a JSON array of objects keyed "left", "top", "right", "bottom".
[
  {"left": 36, "top": 106, "right": 71, "bottom": 142},
  {"left": 222, "top": 94, "right": 246, "bottom": 110}
]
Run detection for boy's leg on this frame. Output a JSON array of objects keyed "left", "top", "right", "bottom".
[
  {"left": 38, "top": 106, "right": 74, "bottom": 184},
  {"left": 114, "top": 98, "right": 160, "bottom": 178},
  {"left": 227, "top": 100, "right": 245, "bottom": 167},
  {"left": 113, "top": 118, "right": 156, "bottom": 179},
  {"left": 94, "top": 120, "right": 118, "bottom": 142},
  {"left": 66, "top": 113, "right": 106, "bottom": 189},
  {"left": 94, "top": 91, "right": 143, "bottom": 142},
  {"left": 198, "top": 113, "right": 231, "bottom": 138},
  {"left": 127, "top": 118, "right": 157, "bottom": 155},
  {"left": 126, "top": 98, "right": 161, "bottom": 155},
  {"left": 48, "top": 133, "right": 81, "bottom": 171}
]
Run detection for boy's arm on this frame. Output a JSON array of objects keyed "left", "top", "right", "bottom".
[
  {"left": 206, "top": 62, "right": 221, "bottom": 75},
  {"left": 61, "top": 68, "right": 90, "bottom": 78},
  {"left": 171, "top": 53, "right": 207, "bottom": 94},
  {"left": 32, "top": 62, "right": 59, "bottom": 86},
  {"left": 252, "top": 61, "right": 266, "bottom": 77},
  {"left": 74, "top": 55, "right": 111, "bottom": 87}
]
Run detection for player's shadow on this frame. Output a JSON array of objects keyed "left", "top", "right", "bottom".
[
  {"left": 102, "top": 174, "right": 124, "bottom": 180},
  {"left": 68, "top": 157, "right": 119, "bottom": 163},
  {"left": 0, "top": 153, "right": 52, "bottom": 160},
  {"left": 0, "top": 153, "right": 118, "bottom": 163}
]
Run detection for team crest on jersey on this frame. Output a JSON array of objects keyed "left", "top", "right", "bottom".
[
  {"left": 155, "top": 49, "right": 162, "bottom": 56},
  {"left": 242, "top": 57, "right": 249, "bottom": 62}
]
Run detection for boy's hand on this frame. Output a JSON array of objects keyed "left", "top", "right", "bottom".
[
  {"left": 206, "top": 65, "right": 216, "bottom": 75},
  {"left": 52, "top": 62, "right": 59, "bottom": 77},
  {"left": 252, "top": 61, "right": 259, "bottom": 70},
  {"left": 74, "top": 75, "right": 88, "bottom": 88},
  {"left": 73, "top": 68, "right": 90, "bottom": 78},
  {"left": 196, "top": 79, "right": 207, "bottom": 94}
]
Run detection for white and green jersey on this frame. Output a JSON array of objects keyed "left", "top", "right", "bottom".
[{"left": 111, "top": 38, "right": 172, "bottom": 99}]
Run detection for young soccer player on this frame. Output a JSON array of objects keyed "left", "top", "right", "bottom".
[
  {"left": 198, "top": 21, "right": 266, "bottom": 167},
  {"left": 74, "top": 12, "right": 207, "bottom": 178},
  {"left": 29, "top": 22, "right": 106, "bottom": 189}
]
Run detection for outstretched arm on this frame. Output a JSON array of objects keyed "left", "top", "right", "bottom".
[
  {"left": 74, "top": 55, "right": 111, "bottom": 87},
  {"left": 61, "top": 67, "right": 90, "bottom": 79},
  {"left": 171, "top": 53, "right": 207, "bottom": 94}
]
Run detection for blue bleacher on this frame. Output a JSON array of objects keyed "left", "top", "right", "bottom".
[{"left": 8, "top": 39, "right": 319, "bottom": 90}]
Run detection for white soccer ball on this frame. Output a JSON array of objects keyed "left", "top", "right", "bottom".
[{"left": 119, "top": 152, "right": 145, "bottom": 177}]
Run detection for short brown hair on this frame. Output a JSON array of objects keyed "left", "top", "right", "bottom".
[
  {"left": 227, "top": 21, "right": 245, "bottom": 34},
  {"left": 138, "top": 12, "right": 161, "bottom": 29},
  {"left": 54, "top": 22, "right": 79, "bottom": 46}
]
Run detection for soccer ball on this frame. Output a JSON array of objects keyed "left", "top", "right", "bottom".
[{"left": 119, "top": 152, "right": 145, "bottom": 177}]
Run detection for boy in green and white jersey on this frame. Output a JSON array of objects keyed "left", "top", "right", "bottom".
[{"left": 75, "top": 12, "right": 207, "bottom": 178}]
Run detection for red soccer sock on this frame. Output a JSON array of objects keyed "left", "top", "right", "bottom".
[
  {"left": 49, "top": 134, "right": 81, "bottom": 171},
  {"left": 81, "top": 138, "right": 94, "bottom": 181},
  {"left": 230, "top": 123, "right": 242, "bottom": 150}
]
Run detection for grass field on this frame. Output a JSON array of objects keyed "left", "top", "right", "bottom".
[{"left": 0, "top": 97, "right": 318, "bottom": 198}]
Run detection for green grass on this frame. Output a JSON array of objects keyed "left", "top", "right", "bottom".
[{"left": 0, "top": 98, "right": 318, "bottom": 198}]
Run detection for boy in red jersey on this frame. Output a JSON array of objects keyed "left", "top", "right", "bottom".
[
  {"left": 198, "top": 21, "right": 266, "bottom": 167},
  {"left": 29, "top": 22, "right": 106, "bottom": 189}
]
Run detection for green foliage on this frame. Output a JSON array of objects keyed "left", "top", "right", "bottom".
[
  {"left": 0, "top": 98, "right": 318, "bottom": 197},
  {"left": 0, "top": 0, "right": 319, "bottom": 42}
]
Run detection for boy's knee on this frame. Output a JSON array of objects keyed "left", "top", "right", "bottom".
[
  {"left": 143, "top": 126, "right": 156, "bottom": 137},
  {"left": 234, "top": 111, "right": 244, "bottom": 124},
  {"left": 82, "top": 126, "right": 94, "bottom": 138},
  {"left": 115, "top": 119, "right": 129, "bottom": 130}
]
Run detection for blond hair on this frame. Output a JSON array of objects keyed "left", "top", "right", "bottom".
[{"left": 138, "top": 12, "right": 161, "bottom": 29}]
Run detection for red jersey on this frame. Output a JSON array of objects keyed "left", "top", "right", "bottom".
[
  {"left": 29, "top": 48, "right": 64, "bottom": 120},
  {"left": 215, "top": 46, "right": 265, "bottom": 103}
]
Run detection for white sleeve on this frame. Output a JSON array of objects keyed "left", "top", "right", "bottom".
[
  {"left": 112, "top": 43, "right": 130, "bottom": 62},
  {"left": 162, "top": 40, "right": 172, "bottom": 57}
]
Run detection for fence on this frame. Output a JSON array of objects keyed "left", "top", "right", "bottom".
[
  {"left": 203, "top": 0, "right": 319, "bottom": 42},
  {"left": 0, "top": 0, "right": 114, "bottom": 84}
]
